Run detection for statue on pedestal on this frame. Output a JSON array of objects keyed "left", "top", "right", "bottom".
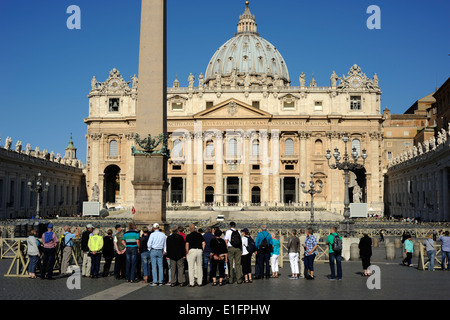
[{"left": 91, "top": 183, "right": 100, "bottom": 202}]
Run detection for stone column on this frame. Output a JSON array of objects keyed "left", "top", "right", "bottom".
[
  {"left": 223, "top": 177, "right": 228, "bottom": 205},
  {"left": 215, "top": 131, "right": 223, "bottom": 205},
  {"left": 443, "top": 168, "right": 449, "bottom": 221},
  {"left": 298, "top": 131, "right": 310, "bottom": 202},
  {"left": 271, "top": 130, "right": 280, "bottom": 204},
  {"left": 261, "top": 130, "right": 270, "bottom": 204},
  {"left": 280, "top": 177, "right": 284, "bottom": 203},
  {"left": 167, "top": 177, "right": 172, "bottom": 204},
  {"left": 185, "top": 133, "right": 194, "bottom": 205},
  {"left": 242, "top": 132, "right": 251, "bottom": 204},
  {"left": 195, "top": 132, "right": 203, "bottom": 205},
  {"left": 132, "top": 0, "right": 168, "bottom": 227}
]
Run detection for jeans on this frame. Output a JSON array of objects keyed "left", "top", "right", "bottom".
[
  {"left": 90, "top": 253, "right": 102, "bottom": 276},
  {"left": 28, "top": 255, "right": 39, "bottom": 274},
  {"left": 329, "top": 252, "right": 342, "bottom": 279},
  {"left": 442, "top": 251, "right": 450, "bottom": 270},
  {"left": 256, "top": 250, "right": 271, "bottom": 278},
  {"left": 150, "top": 249, "right": 164, "bottom": 284},
  {"left": 141, "top": 251, "right": 151, "bottom": 277},
  {"left": 41, "top": 248, "right": 56, "bottom": 279},
  {"left": 427, "top": 250, "right": 436, "bottom": 271},
  {"left": 125, "top": 247, "right": 138, "bottom": 281}
]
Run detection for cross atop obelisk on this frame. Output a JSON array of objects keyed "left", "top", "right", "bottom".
[{"left": 132, "top": 0, "right": 168, "bottom": 228}]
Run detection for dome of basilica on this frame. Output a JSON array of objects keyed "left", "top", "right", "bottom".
[{"left": 204, "top": 2, "right": 290, "bottom": 87}]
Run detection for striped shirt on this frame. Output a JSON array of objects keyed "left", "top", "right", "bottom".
[{"left": 122, "top": 229, "right": 140, "bottom": 248}]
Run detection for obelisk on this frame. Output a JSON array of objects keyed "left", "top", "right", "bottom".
[{"left": 132, "top": 0, "right": 168, "bottom": 228}]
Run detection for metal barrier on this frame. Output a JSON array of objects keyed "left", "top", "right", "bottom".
[
  {"left": 2, "top": 237, "right": 81, "bottom": 278},
  {"left": 418, "top": 243, "right": 444, "bottom": 271}
]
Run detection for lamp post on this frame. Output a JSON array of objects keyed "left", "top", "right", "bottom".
[
  {"left": 301, "top": 172, "right": 323, "bottom": 224},
  {"left": 326, "top": 133, "right": 367, "bottom": 236},
  {"left": 28, "top": 172, "right": 50, "bottom": 219}
]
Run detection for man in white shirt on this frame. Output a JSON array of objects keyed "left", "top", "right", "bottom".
[
  {"left": 147, "top": 223, "right": 167, "bottom": 286},
  {"left": 224, "top": 221, "right": 243, "bottom": 284}
]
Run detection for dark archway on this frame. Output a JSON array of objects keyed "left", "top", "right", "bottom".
[
  {"left": 104, "top": 165, "right": 120, "bottom": 204},
  {"left": 284, "top": 177, "right": 296, "bottom": 203},
  {"left": 205, "top": 186, "right": 214, "bottom": 204},
  {"left": 227, "top": 177, "right": 239, "bottom": 204},
  {"left": 171, "top": 177, "right": 184, "bottom": 204},
  {"left": 251, "top": 186, "right": 261, "bottom": 204},
  {"left": 350, "top": 168, "right": 367, "bottom": 203}
]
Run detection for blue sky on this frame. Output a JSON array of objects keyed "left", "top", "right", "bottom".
[{"left": 0, "top": 0, "right": 449, "bottom": 163}]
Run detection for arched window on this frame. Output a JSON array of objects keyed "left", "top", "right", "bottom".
[
  {"left": 285, "top": 138, "right": 294, "bottom": 155},
  {"left": 314, "top": 139, "right": 323, "bottom": 155},
  {"left": 109, "top": 140, "right": 118, "bottom": 157},
  {"left": 252, "top": 139, "right": 260, "bottom": 156},
  {"left": 206, "top": 141, "right": 214, "bottom": 157},
  {"left": 228, "top": 138, "right": 238, "bottom": 156},
  {"left": 172, "top": 139, "right": 183, "bottom": 158},
  {"left": 352, "top": 139, "right": 361, "bottom": 157}
]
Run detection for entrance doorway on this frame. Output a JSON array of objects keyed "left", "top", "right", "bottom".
[
  {"left": 226, "top": 177, "right": 239, "bottom": 204},
  {"left": 104, "top": 165, "right": 120, "bottom": 204},
  {"left": 251, "top": 186, "right": 261, "bottom": 205},
  {"left": 205, "top": 186, "right": 214, "bottom": 204},
  {"left": 283, "top": 177, "right": 296, "bottom": 203},
  {"left": 171, "top": 177, "right": 184, "bottom": 204}
]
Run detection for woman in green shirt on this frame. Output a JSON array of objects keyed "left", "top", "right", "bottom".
[{"left": 402, "top": 234, "right": 414, "bottom": 267}]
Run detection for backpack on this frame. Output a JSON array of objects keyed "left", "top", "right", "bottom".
[
  {"left": 245, "top": 236, "right": 256, "bottom": 254},
  {"left": 44, "top": 231, "right": 53, "bottom": 244},
  {"left": 60, "top": 234, "right": 66, "bottom": 250},
  {"left": 230, "top": 230, "right": 242, "bottom": 249},
  {"left": 332, "top": 234, "right": 342, "bottom": 254},
  {"left": 259, "top": 233, "right": 272, "bottom": 253}
]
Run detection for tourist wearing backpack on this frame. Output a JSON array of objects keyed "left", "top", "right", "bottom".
[
  {"left": 326, "top": 226, "right": 343, "bottom": 280},
  {"left": 255, "top": 225, "right": 273, "bottom": 280},
  {"left": 241, "top": 228, "right": 254, "bottom": 283},
  {"left": 224, "top": 222, "right": 243, "bottom": 284},
  {"left": 60, "top": 226, "right": 79, "bottom": 275},
  {"left": 40, "top": 223, "right": 58, "bottom": 280}
]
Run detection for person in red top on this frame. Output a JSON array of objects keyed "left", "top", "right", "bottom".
[
  {"left": 178, "top": 226, "right": 187, "bottom": 241},
  {"left": 41, "top": 223, "right": 58, "bottom": 280}
]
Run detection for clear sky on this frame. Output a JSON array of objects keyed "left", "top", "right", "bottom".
[{"left": 0, "top": 0, "right": 449, "bottom": 163}]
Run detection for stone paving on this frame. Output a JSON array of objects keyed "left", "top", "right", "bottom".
[{"left": 1, "top": 240, "right": 449, "bottom": 303}]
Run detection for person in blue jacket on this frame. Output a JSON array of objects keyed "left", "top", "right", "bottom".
[{"left": 254, "top": 225, "right": 273, "bottom": 279}]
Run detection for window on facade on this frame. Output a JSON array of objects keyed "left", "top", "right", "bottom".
[
  {"left": 172, "top": 139, "right": 183, "bottom": 157},
  {"left": 206, "top": 141, "right": 214, "bottom": 158},
  {"left": 171, "top": 102, "right": 183, "bottom": 111},
  {"left": 388, "top": 151, "right": 392, "bottom": 159},
  {"left": 109, "top": 140, "right": 118, "bottom": 157},
  {"left": 206, "top": 164, "right": 214, "bottom": 170},
  {"left": 252, "top": 101, "right": 260, "bottom": 109},
  {"left": 252, "top": 140, "right": 260, "bottom": 156},
  {"left": 314, "top": 101, "right": 323, "bottom": 111},
  {"left": 172, "top": 165, "right": 181, "bottom": 170},
  {"left": 285, "top": 138, "right": 294, "bottom": 155},
  {"left": 314, "top": 139, "right": 323, "bottom": 155},
  {"left": 109, "top": 98, "right": 120, "bottom": 112},
  {"left": 9, "top": 180, "right": 15, "bottom": 206},
  {"left": 252, "top": 165, "right": 260, "bottom": 170},
  {"left": 352, "top": 139, "right": 361, "bottom": 157},
  {"left": 228, "top": 138, "right": 238, "bottom": 156},
  {"left": 285, "top": 165, "right": 294, "bottom": 170},
  {"left": 283, "top": 101, "right": 295, "bottom": 110},
  {"left": 350, "top": 96, "right": 361, "bottom": 110},
  {"left": 206, "top": 101, "right": 214, "bottom": 109}
]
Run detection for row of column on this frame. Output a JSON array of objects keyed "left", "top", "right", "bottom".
[{"left": 169, "top": 130, "right": 315, "bottom": 205}]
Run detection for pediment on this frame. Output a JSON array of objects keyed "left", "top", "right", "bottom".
[{"left": 194, "top": 99, "right": 272, "bottom": 119}]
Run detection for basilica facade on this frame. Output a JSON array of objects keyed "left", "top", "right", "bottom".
[{"left": 84, "top": 3, "right": 385, "bottom": 215}]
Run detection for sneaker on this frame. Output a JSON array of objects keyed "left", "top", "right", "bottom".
[
  {"left": 288, "top": 276, "right": 298, "bottom": 280},
  {"left": 328, "top": 276, "right": 336, "bottom": 281},
  {"left": 149, "top": 283, "right": 158, "bottom": 287}
]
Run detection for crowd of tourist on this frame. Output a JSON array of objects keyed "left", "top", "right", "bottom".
[{"left": 25, "top": 222, "right": 450, "bottom": 283}]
